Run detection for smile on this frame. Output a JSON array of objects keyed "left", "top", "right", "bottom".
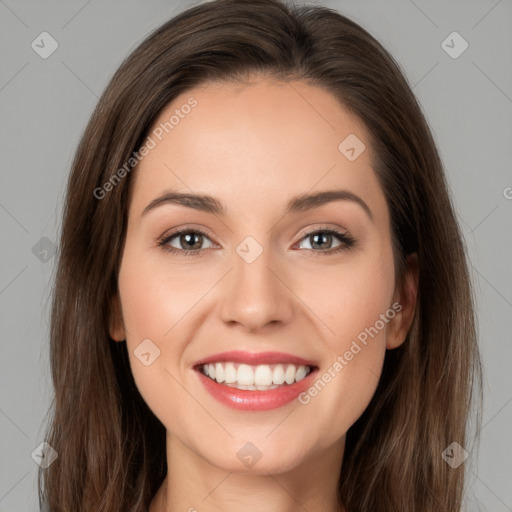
[
  {"left": 193, "top": 350, "right": 319, "bottom": 411},
  {"left": 199, "top": 362, "right": 313, "bottom": 390}
]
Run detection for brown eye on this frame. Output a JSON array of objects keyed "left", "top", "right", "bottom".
[{"left": 162, "top": 229, "right": 214, "bottom": 253}]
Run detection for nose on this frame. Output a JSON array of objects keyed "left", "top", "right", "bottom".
[{"left": 218, "top": 243, "right": 294, "bottom": 332}]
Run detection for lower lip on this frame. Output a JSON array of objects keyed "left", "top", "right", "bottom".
[{"left": 195, "top": 368, "right": 318, "bottom": 411}]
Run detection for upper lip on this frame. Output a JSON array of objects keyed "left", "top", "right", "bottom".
[{"left": 194, "top": 350, "right": 318, "bottom": 368}]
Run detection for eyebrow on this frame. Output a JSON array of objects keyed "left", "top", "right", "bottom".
[{"left": 141, "top": 189, "right": 373, "bottom": 220}]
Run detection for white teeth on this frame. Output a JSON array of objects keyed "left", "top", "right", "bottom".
[
  {"left": 254, "top": 365, "right": 273, "bottom": 386},
  {"left": 272, "top": 364, "right": 285, "bottom": 385},
  {"left": 284, "top": 365, "right": 296, "bottom": 385},
  {"left": 215, "top": 363, "right": 224, "bottom": 383},
  {"left": 257, "top": 384, "right": 279, "bottom": 390},
  {"left": 224, "top": 363, "right": 237, "bottom": 383},
  {"left": 295, "top": 365, "right": 308, "bottom": 381},
  {"left": 224, "top": 382, "right": 280, "bottom": 391},
  {"left": 237, "top": 364, "right": 254, "bottom": 385},
  {"left": 200, "top": 362, "right": 312, "bottom": 389}
]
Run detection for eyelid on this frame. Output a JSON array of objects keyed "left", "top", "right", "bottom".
[{"left": 158, "top": 224, "right": 217, "bottom": 244}]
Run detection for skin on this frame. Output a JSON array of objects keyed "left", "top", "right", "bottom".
[{"left": 110, "top": 76, "right": 418, "bottom": 512}]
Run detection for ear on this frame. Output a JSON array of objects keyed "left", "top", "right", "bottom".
[
  {"left": 109, "top": 293, "right": 126, "bottom": 342},
  {"left": 386, "top": 253, "right": 418, "bottom": 349}
]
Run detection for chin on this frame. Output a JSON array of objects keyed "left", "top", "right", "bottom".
[{"left": 195, "top": 436, "right": 315, "bottom": 476}]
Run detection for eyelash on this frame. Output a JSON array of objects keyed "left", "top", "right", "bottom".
[{"left": 157, "top": 227, "right": 356, "bottom": 257}]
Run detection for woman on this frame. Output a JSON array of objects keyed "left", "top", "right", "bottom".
[{"left": 38, "top": 0, "right": 482, "bottom": 510}]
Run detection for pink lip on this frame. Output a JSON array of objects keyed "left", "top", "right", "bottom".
[
  {"left": 193, "top": 350, "right": 317, "bottom": 368},
  {"left": 193, "top": 351, "right": 319, "bottom": 411},
  {"left": 195, "top": 367, "right": 318, "bottom": 411}
]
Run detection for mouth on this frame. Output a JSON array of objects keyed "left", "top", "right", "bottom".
[
  {"left": 193, "top": 351, "right": 319, "bottom": 410},
  {"left": 196, "top": 361, "right": 315, "bottom": 391}
]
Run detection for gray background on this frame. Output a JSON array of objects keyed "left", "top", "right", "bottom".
[{"left": 0, "top": 0, "right": 511, "bottom": 510}]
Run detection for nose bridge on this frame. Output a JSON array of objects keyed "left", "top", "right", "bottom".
[{"left": 218, "top": 235, "right": 293, "bottom": 330}]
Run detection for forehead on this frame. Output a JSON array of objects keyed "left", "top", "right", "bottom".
[{"left": 129, "top": 77, "right": 386, "bottom": 220}]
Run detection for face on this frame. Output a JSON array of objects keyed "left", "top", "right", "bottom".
[{"left": 110, "top": 77, "right": 416, "bottom": 475}]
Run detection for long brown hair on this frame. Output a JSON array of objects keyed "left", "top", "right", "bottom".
[{"left": 39, "top": 0, "right": 482, "bottom": 510}]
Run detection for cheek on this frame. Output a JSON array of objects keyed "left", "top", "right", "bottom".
[
  {"left": 299, "top": 247, "right": 395, "bottom": 350},
  {"left": 117, "top": 245, "right": 211, "bottom": 342},
  {"left": 116, "top": 249, "right": 192, "bottom": 422},
  {"left": 293, "top": 247, "right": 394, "bottom": 427}
]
